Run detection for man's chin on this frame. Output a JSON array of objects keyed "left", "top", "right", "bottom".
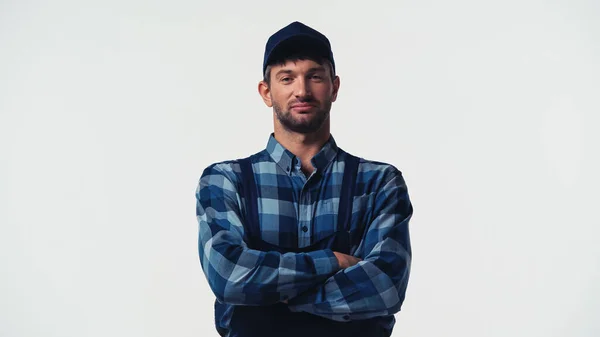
[
  {"left": 282, "top": 121, "right": 325, "bottom": 134},
  {"left": 275, "top": 108, "right": 329, "bottom": 134}
]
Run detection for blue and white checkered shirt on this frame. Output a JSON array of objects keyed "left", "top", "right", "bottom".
[{"left": 196, "top": 134, "right": 412, "bottom": 329}]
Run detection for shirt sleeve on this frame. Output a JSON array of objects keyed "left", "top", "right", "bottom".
[
  {"left": 286, "top": 168, "right": 413, "bottom": 321},
  {"left": 196, "top": 163, "right": 340, "bottom": 306}
]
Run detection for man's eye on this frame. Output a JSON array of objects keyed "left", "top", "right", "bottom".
[
  {"left": 311, "top": 75, "right": 323, "bottom": 80},
  {"left": 281, "top": 77, "right": 292, "bottom": 82}
]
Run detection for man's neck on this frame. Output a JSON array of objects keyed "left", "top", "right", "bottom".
[{"left": 273, "top": 125, "right": 330, "bottom": 175}]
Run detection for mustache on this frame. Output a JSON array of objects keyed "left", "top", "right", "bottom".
[{"left": 288, "top": 98, "right": 318, "bottom": 106}]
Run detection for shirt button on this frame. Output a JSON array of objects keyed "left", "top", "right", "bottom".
[
  {"left": 343, "top": 315, "right": 350, "bottom": 320},
  {"left": 302, "top": 226, "right": 308, "bottom": 232}
]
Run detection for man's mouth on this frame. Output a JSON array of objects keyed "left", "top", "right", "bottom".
[{"left": 290, "top": 103, "right": 315, "bottom": 112}]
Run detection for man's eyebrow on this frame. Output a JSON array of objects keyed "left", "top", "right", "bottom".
[
  {"left": 274, "top": 66, "right": 327, "bottom": 77},
  {"left": 274, "top": 69, "right": 294, "bottom": 77}
]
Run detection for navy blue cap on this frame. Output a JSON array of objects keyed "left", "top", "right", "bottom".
[{"left": 263, "top": 21, "right": 335, "bottom": 76}]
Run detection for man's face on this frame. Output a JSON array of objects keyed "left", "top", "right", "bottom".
[{"left": 261, "top": 59, "right": 340, "bottom": 134}]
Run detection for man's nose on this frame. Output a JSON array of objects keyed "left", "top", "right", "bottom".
[{"left": 293, "top": 77, "right": 311, "bottom": 98}]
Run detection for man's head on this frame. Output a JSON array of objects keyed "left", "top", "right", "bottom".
[{"left": 258, "top": 22, "right": 340, "bottom": 135}]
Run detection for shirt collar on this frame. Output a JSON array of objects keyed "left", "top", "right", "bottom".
[{"left": 266, "top": 133, "right": 339, "bottom": 174}]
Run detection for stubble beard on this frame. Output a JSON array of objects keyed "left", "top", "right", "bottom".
[{"left": 272, "top": 98, "right": 332, "bottom": 134}]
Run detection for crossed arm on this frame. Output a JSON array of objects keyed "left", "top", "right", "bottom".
[{"left": 196, "top": 163, "right": 412, "bottom": 320}]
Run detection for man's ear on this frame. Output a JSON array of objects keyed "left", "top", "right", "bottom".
[
  {"left": 258, "top": 81, "right": 272, "bottom": 107},
  {"left": 331, "top": 75, "right": 340, "bottom": 102}
]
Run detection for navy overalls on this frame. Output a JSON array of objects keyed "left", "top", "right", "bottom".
[{"left": 216, "top": 153, "right": 393, "bottom": 337}]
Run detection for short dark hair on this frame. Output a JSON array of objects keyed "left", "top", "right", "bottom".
[{"left": 263, "top": 53, "right": 335, "bottom": 86}]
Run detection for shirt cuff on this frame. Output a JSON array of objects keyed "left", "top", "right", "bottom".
[{"left": 307, "top": 249, "right": 339, "bottom": 276}]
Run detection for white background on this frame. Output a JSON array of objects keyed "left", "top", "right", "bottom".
[{"left": 1, "top": 1, "right": 599, "bottom": 336}]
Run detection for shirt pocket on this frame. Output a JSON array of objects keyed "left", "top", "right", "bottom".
[
  {"left": 317, "top": 198, "right": 339, "bottom": 215},
  {"left": 312, "top": 199, "right": 339, "bottom": 243}
]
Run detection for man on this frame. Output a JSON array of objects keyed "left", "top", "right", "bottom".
[{"left": 196, "top": 21, "right": 413, "bottom": 337}]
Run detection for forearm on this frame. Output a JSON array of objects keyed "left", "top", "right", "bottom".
[
  {"left": 198, "top": 225, "right": 339, "bottom": 305},
  {"left": 287, "top": 237, "right": 411, "bottom": 320}
]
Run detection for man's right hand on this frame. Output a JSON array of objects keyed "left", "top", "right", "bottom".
[{"left": 333, "top": 252, "right": 362, "bottom": 269}]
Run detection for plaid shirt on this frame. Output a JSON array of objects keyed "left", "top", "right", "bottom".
[{"left": 196, "top": 134, "right": 412, "bottom": 329}]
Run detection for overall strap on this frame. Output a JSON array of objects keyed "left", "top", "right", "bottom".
[
  {"left": 238, "top": 156, "right": 261, "bottom": 242},
  {"left": 336, "top": 154, "right": 360, "bottom": 232}
]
